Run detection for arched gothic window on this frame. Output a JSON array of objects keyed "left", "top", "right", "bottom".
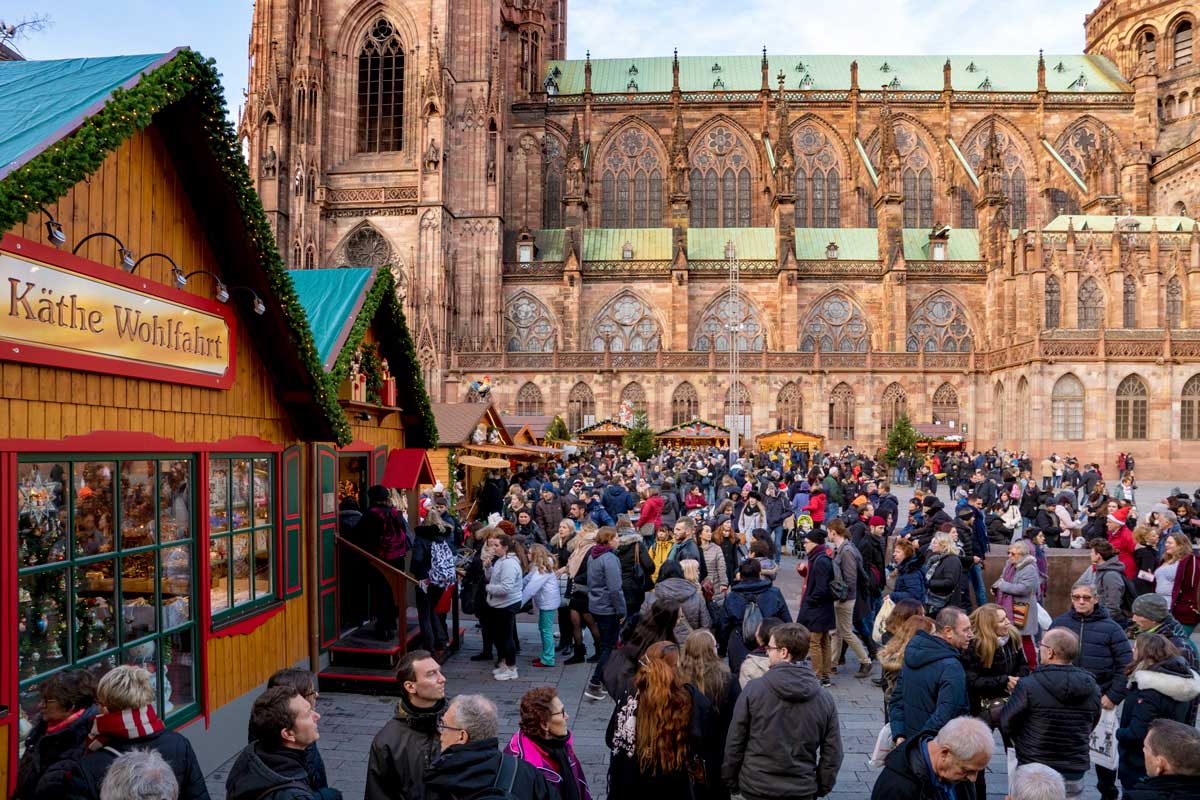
[
  {"left": 1051, "top": 374, "right": 1085, "bottom": 440},
  {"left": 1045, "top": 276, "right": 1062, "bottom": 328},
  {"left": 620, "top": 382, "right": 648, "bottom": 419},
  {"left": 792, "top": 122, "right": 842, "bottom": 227},
  {"left": 724, "top": 382, "right": 752, "bottom": 438},
  {"left": 504, "top": 293, "right": 556, "bottom": 352},
  {"left": 1136, "top": 29, "right": 1157, "bottom": 69},
  {"left": 994, "top": 381, "right": 1006, "bottom": 441},
  {"left": 515, "top": 382, "right": 544, "bottom": 416},
  {"left": 1181, "top": 374, "right": 1200, "bottom": 440},
  {"left": 1016, "top": 377, "right": 1030, "bottom": 440},
  {"left": 672, "top": 383, "right": 699, "bottom": 426},
  {"left": 1055, "top": 121, "right": 1108, "bottom": 179},
  {"left": 543, "top": 136, "right": 565, "bottom": 228},
  {"left": 599, "top": 128, "right": 663, "bottom": 227},
  {"left": 304, "top": 245, "right": 315, "bottom": 269},
  {"left": 356, "top": 18, "right": 405, "bottom": 153},
  {"left": 1123, "top": 274, "right": 1138, "bottom": 328},
  {"left": 340, "top": 226, "right": 393, "bottom": 267},
  {"left": 1174, "top": 200, "right": 1188, "bottom": 217},
  {"left": 292, "top": 242, "right": 302, "bottom": 268},
  {"left": 689, "top": 124, "right": 753, "bottom": 227},
  {"left": 590, "top": 292, "right": 661, "bottom": 352},
  {"left": 694, "top": 292, "right": 765, "bottom": 351},
  {"left": 1078, "top": 277, "right": 1105, "bottom": 329},
  {"left": 867, "top": 119, "right": 935, "bottom": 228},
  {"left": 828, "top": 383, "right": 855, "bottom": 441},
  {"left": 1047, "top": 188, "right": 1082, "bottom": 217},
  {"left": 906, "top": 292, "right": 973, "bottom": 352},
  {"left": 1116, "top": 374, "right": 1148, "bottom": 439},
  {"left": 799, "top": 293, "right": 869, "bottom": 352},
  {"left": 1167, "top": 277, "right": 1184, "bottom": 329},
  {"left": 880, "top": 382, "right": 907, "bottom": 436},
  {"left": 777, "top": 382, "right": 803, "bottom": 430},
  {"left": 958, "top": 188, "right": 976, "bottom": 228},
  {"left": 931, "top": 383, "right": 960, "bottom": 427},
  {"left": 961, "top": 120, "right": 1030, "bottom": 228},
  {"left": 567, "top": 382, "right": 595, "bottom": 432},
  {"left": 1174, "top": 20, "right": 1193, "bottom": 67}
]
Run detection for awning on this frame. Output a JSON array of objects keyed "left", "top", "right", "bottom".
[
  {"left": 380, "top": 448, "right": 436, "bottom": 490},
  {"left": 458, "top": 455, "right": 512, "bottom": 469},
  {"left": 464, "top": 443, "right": 550, "bottom": 461}
]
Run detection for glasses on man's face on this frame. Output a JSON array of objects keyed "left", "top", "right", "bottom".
[
  {"left": 436, "top": 720, "right": 465, "bottom": 733},
  {"left": 1071, "top": 593, "right": 1094, "bottom": 601}
]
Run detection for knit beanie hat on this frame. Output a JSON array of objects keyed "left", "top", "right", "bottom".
[{"left": 1131, "top": 593, "right": 1169, "bottom": 622}]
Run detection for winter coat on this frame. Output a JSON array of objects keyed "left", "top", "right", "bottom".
[
  {"left": 1110, "top": 525, "right": 1137, "bottom": 579},
  {"left": 15, "top": 706, "right": 98, "bottom": 800},
  {"left": 999, "top": 663, "right": 1101, "bottom": 780},
  {"left": 1117, "top": 657, "right": 1200, "bottom": 788},
  {"left": 641, "top": 576, "right": 710, "bottom": 642},
  {"left": 858, "top": 533, "right": 886, "bottom": 595},
  {"left": 586, "top": 547, "right": 626, "bottom": 617},
  {"left": 504, "top": 731, "right": 592, "bottom": 800},
  {"left": 601, "top": 484, "right": 636, "bottom": 522},
  {"left": 365, "top": 698, "right": 444, "bottom": 800},
  {"left": 1124, "top": 774, "right": 1200, "bottom": 800},
  {"left": 822, "top": 474, "right": 843, "bottom": 507},
  {"left": 723, "top": 661, "right": 842, "bottom": 800},
  {"left": 994, "top": 555, "right": 1041, "bottom": 636},
  {"left": 226, "top": 744, "right": 330, "bottom": 800},
  {"left": 721, "top": 579, "right": 792, "bottom": 674},
  {"left": 802, "top": 492, "right": 826, "bottom": 523},
  {"left": 1172, "top": 553, "right": 1200, "bottom": 625},
  {"left": 963, "top": 637, "right": 1029, "bottom": 715},
  {"left": 702, "top": 542, "right": 729, "bottom": 595},
  {"left": 870, "top": 736, "right": 975, "bottom": 800},
  {"left": 534, "top": 496, "right": 567, "bottom": 538},
  {"left": 1090, "top": 556, "right": 1132, "bottom": 624},
  {"left": 639, "top": 495, "right": 665, "bottom": 531},
  {"left": 738, "top": 652, "right": 771, "bottom": 688},
  {"left": 409, "top": 523, "right": 452, "bottom": 583},
  {"left": 1134, "top": 614, "right": 1200, "bottom": 672},
  {"left": 60, "top": 728, "right": 210, "bottom": 800},
  {"left": 424, "top": 739, "right": 551, "bottom": 800},
  {"left": 1050, "top": 605, "right": 1132, "bottom": 702},
  {"left": 796, "top": 548, "right": 836, "bottom": 633},
  {"left": 763, "top": 494, "right": 789, "bottom": 528},
  {"left": 833, "top": 540, "right": 870, "bottom": 618},
  {"left": 889, "top": 554, "right": 927, "bottom": 605},
  {"left": 887, "top": 630, "right": 970, "bottom": 742},
  {"left": 485, "top": 552, "right": 523, "bottom": 609},
  {"left": 605, "top": 688, "right": 703, "bottom": 800},
  {"left": 667, "top": 538, "right": 702, "bottom": 567},
  {"left": 615, "top": 533, "right": 655, "bottom": 605},
  {"left": 923, "top": 552, "right": 962, "bottom": 613},
  {"left": 910, "top": 501, "right": 952, "bottom": 549},
  {"left": 522, "top": 568, "right": 561, "bottom": 612}
]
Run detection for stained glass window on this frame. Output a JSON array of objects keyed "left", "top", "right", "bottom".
[
  {"left": 777, "top": 382, "right": 803, "bottom": 430},
  {"left": 1182, "top": 374, "right": 1200, "bottom": 440},
  {"left": 1045, "top": 276, "right": 1062, "bottom": 328},
  {"left": 867, "top": 119, "right": 936, "bottom": 228},
  {"left": 672, "top": 383, "right": 699, "bottom": 426},
  {"left": 690, "top": 125, "right": 755, "bottom": 227},
  {"left": 505, "top": 293, "right": 556, "bottom": 352},
  {"left": 799, "top": 293, "right": 869, "bottom": 352},
  {"left": 515, "top": 382, "right": 544, "bottom": 416},
  {"left": 792, "top": 122, "right": 843, "bottom": 228},
  {"left": 881, "top": 383, "right": 907, "bottom": 435},
  {"left": 694, "top": 292, "right": 765, "bottom": 351},
  {"left": 357, "top": 18, "right": 405, "bottom": 153},
  {"left": 1051, "top": 374, "right": 1085, "bottom": 439},
  {"left": 1167, "top": 277, "right": 1184, "bottom": 329},
  {"left": 620, "top": 382, "right": 648, "bottom": 417},
  {"left": 931, "top": 383, "right": 960, "bottom": 427},
  {"left": 590, "top": 292, "right": 661, "bottom": 352},
  {"left": 724, "top": 382, "right": 752, "bottom": 438},
  {"left": 1123, "top": 274, "right": 1138, "bottom": 328},
  {"left": 568, "top": 383, "right": 595, "bottom": 432},
  {"left": 828, "top": 383, "right": 855, "bottom": 440},
  {"left": 961, "top": 120, "right": 1030, "bottom": 228},
  {"left": 1116, "top": 374, "right": 1148, "bottom": 439},
  {"left": 543, "top": 136, "right": 565, "bottom": 228},
  {"left": 1078, "top": 277, "right": 1105, "bottom": 329},
  {"left": 599, "top": 127, "right": 664, "bottom": 227},
  {"left": 906, "top": 291, "right": 973, "bottom": 352},
  {"left": 959, "top": 189, "right": 977, "bottom": 228}
]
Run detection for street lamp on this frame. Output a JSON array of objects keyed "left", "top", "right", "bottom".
[{"left": 725, "top": 240, "right": 741, "bottom": 462}]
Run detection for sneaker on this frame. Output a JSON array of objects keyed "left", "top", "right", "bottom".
[
  {"left": 819, "top": 677, "right": 833, "bottom": 688},
  {"left": 855, "top": 661, "right": 874, "bottom": 679},
  {"left": 495, "top": 666, "right": 519, "bottom": 681},
  {"left": 584, "top": 683, "right": 607, "bottom": 700},
  {"left": 532, "top": 658, "right": 554, "bottom": 668}
]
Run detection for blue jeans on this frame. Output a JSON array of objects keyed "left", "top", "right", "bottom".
[
  {"left": 590, "top": 613, "right": 621, "bottom": 686},
  {"left": 771, "top": 525, "right": 786, "bottom": 555},
  {"left": 967, "top": 563, "right": 987, "bottom": 610},
  {"left": 827, "top": 503, "right": 841, "bottom": 522},
  {"left": 537, "top": 609, "right": 556, "bottom": 665}
]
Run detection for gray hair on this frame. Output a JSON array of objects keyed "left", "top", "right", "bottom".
[
  {"left": 932, "top": 716, "right": 994, "bottom": 760},
  {"left": 1009, "top": 539, "right": 1032, "bottom": 557},
  {"left": 1010, "top": 764, "right": 1066, "bottom": 800},
  {"left": 99, "top": 749, "right": 179, "bottom": 800},
  {"left": 450, "top": 694, "right": 498, "bottom": 742}
]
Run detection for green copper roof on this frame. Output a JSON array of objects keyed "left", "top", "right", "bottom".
[
  {"left": 901, "top": 229, "right": 980, "bottom": 260},
  {"left": 795, "top": 228, "right": 878, "bottom": 260},
  {"left": 947, "top": 137, "right": 979, "bottom": 188},
  {"left": 1043, "top": 215, "right": 1199, "bottom": 232},
  {"left": 1041, "top": 139, "right": 1087, "bottom": 192},
  {"left": 288, "top": 268, "right": 375, "bottom": 370},
  {"left": 688, "top": 227, "right": 776, "bottom": 260},
  {"left": 532, "top": 229, "right": 565, "bottom": 260},
  {"left": 584, "top": 227, "right": 672, "bottom": 260},
  {"left": 546, "top": 54, "right": 1129, "bottom": 95},
  {"left": 0, "top": 52, "right": 174, "bottom": 179}
]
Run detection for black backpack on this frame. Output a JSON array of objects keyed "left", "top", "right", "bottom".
[{"left": 469, "top": 754, "right": 519, "bottom": 800}]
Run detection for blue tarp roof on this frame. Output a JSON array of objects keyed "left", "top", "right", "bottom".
[
  {"left": 287, "top": 268, "right": 377, "bottom": 371},
  {"left": 0, "top": 52, "right": 172, "bottom": 179}
]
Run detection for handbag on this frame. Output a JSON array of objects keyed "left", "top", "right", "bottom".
[
  {"left": 873, "top": 595, "right": 895, "bottom": 644},
  {"left": 1011, "top": 601, "right": 1030, "bottom": 629}
]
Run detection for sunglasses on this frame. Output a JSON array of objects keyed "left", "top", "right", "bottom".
[{"left": 1070, "top": 594, "right": 1094, "bottom": 600}]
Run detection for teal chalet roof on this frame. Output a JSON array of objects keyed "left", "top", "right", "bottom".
[
  {"left": 288, "top": 268, "right": 376, "bottom": 370},
  {"left": 0, "top": 52, "right": 174, "bottom": 179},
  {"left": 545, "top": 54, "right": 1129, "bottom": 96}
]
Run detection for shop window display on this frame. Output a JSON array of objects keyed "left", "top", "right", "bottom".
[
  {"left": 209, "top": 456, "right": 277, "bottom": 619},
  {"left": 16, "top": 457, "right": 197, "bottom": 729}
]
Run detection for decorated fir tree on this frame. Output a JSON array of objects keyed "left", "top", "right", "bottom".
[
  {"left": 622, "top": 413, "right": 656, "bottom": 461},
  {"left": 885, "top": 412, "right": 919, "bottom": 465}
]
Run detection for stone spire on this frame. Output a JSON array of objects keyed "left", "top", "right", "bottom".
[
  {"left": 876, "top": 86, "right": 901, "bottom": 196},
  {"left": 773, "top": 70, "right": 794, "bottom": 181},
  {"left": 760, "top": 46, "right": 770, "bottom": 93},
  {"left": 943, "top": 59, "right": 952, "bottom": 92},
  {"left": 421, "top": 26, "right": 444, "bottom": 116},
  {"left": 1036, "top": 49, "right": 1046, "bottom": 93},
  {"left": 672, "top": 47, "right": 680, "bottom": 94}
]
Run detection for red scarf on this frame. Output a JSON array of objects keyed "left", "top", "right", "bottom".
[{"left": 86, "top": 705, "right": 165, "bottom": 751}]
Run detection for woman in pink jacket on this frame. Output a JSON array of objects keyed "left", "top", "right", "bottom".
[{"left": 506, "top": 687, "right": 592, "bottom": 800}]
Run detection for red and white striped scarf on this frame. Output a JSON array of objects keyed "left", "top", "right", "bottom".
[{"left": 85, "top": 705, "right": 165, "bottom": 751}]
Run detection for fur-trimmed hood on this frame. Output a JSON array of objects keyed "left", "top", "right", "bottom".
[
  {"left": 616, "top": 532, "right": 643, "bottom": 548},
  {"left": 1131, "top": 657, "right": 1200, "bottom": 702}
]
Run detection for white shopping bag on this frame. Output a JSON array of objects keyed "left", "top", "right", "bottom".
[
  {"left": 869, "top": 722, "right": 894, "bottom": 768},
  {"left": 1088, "top": 706, "right": 1120, "bottom": 772}
]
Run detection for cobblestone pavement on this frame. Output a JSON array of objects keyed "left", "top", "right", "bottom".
[{"left": 207, "top": 479, "right": 1199, "bottom": 799}]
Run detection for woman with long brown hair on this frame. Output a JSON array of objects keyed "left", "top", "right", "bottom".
[
  {"left": 606, "top": 641, "right": 703, "bottom": 798},
  {"left": 877, "top": 613, "right": 935, "bottom": 721},
  {"left": 965, "top": 603, "right": 1030, "bottom": 800},
  {"left": 678, "top": 630, "right": 736, "bottom": 800}
]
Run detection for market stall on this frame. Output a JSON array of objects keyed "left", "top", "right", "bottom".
[
  {"left": 575, "top": 418, "right": 631, "bottom": 446},
  {"left": 655, "top": 420, "right": 731, "bottom": 448},
  {"left": 755, "top": 428, "right": 826, "bottom": 453},
  {"left": 913, "top": 423, "right": 967, "bottom": 452}
]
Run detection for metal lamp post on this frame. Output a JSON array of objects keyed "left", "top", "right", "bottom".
[{"left": 725, "top": 240, "right": 741, "bottom": 462}]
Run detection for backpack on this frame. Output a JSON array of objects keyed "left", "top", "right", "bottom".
[
  {"left": 373, "top": 508, "right": 408, "bottom": 561},
  {"left": 741, "top": 594, "right": 764, "bottom": 647},
  {"left": 469, "top": 754, "right": 519, "bottom": 800},
  {"left": 429, "top": 540, "right": 456, "bottom": 587},
  {"left": 1118, "top": 572, "right": 1138, "bottom": 618}
]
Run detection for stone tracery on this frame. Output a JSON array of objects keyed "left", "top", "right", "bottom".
[
  {"left": 799, "top": 292, "right": 869, "bottom": 352},
  {"left": 906, "top": 291, "right": 973, "bottom": 352},
  {"left": 589, "top": 292, "right": 662, "bottom": 352},
  {"left": 504, "top": 292, "right": 556, "bottom": 352}
]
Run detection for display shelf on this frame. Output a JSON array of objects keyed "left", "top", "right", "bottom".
[{"left": 338, "top": 398, "right": 399, "bottom": 423}]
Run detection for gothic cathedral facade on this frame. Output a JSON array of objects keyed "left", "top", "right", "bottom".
[{"left": 243, "top": 0, "right": 1200, "bottom": 475}]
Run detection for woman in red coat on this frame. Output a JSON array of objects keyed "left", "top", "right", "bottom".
[
  {"left": 1108, "top": 506, "right": 1137, "bottom": 579},
  {"left": 803, "top": 484, "right": 827, "bottom": 528}
]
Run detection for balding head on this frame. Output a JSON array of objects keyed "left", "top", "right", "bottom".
[{"left": 1041, "top": 629, "right": 1079, "bottom": 664}]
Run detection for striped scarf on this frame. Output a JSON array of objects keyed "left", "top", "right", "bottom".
[{"left": 85, "top": 705, "right": 165, "bottom": 751}]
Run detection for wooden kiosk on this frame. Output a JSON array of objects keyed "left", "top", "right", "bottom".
[
  {"left": 755, "top": 428, "right": 826, "bottom": 454},
  {"left": 655, "top": 420, "right": 731, "bottom": 448}
]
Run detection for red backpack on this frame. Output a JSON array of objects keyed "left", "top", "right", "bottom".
[{"left": 371, "top": 507, "right": 409, "bottom": 561}]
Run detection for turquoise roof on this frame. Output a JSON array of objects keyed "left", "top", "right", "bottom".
[
  {"left": 0, "top": 52, "right": 172, "bottom": 179},
  {"left": 1043, "top": 215, "right": 1199, "bottom": 232},
  {"left": 584, "top": 227, "right": 672, "bottom": 260},
  {"left": 795, "top": 228, "right": 879, "bottom": 260},
  {"left": 288, "top": 268, "right": 376, "bottom": 370},
  {"left": 902, "top": 228, "right": 980, "bottom": 260},
  {"left": 687, "top": 227, "right": 776, "bottom": 260},
  {"left": 546, "top": 54, "right": 1128, "bottom": 95}
]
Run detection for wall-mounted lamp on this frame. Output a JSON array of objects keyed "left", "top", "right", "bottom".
[
  {"left": 73, "top": 232, "right": 135, "bottom": 270},
  {"left": 131, "top": 252, "right": 186, "bottom": 288},
  {"left": 39, "top": 206, "right": 66, "bottom": 247},
  {"left": 230, "top": 286, "right": 267, "bottom": 316}
]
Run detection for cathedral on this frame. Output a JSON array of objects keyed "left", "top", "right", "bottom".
[{"left": 242, "top": 0, "right": 1200, "bottom": 475}]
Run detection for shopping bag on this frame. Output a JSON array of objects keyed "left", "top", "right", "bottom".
[
  {"left": 873, "top": 595, "right": 895, "bottom": 644},
  {"left": 869, "top": 722, "right": 894, "bottom": 768},
  {"left": 1088, "top": 707, "right": 1120, "bottom": 771},
  {"left": 1036, "top": 602, "right": 1052, "bottom": 632},
  {"left": 1006, "top": 747, "right": 1018, "bottom": 786}
]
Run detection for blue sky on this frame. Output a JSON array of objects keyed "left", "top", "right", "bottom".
[{"left": 4, "top": 0, "right": 1096, "bottom": 119}]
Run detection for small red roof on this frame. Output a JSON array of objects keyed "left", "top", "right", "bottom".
[{"left": 381, "top": 448, "right": 436, "bottom": 490}]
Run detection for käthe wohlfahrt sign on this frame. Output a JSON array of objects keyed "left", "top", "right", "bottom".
[{"left": 0, "top": 235, "right": 236, "bottom": 388}]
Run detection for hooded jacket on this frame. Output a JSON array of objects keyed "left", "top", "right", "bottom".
[
  {"left": 364, "top": 697, "right": 444, "bottom": 800},
  {"left": 1116, "top": 656, "right": 1200, "bottom": 787},
  {"left": 1089, "top": 555, "right": 1131, "bottom": 623},
  {"left": 601, "top": 484, "right": 636, "bottom": 522},
  {"left": 797, "top": 547, "right": 836, "bottom": 634},
  {"left": 640, "top": 576, "right": 710, "bottom": 642},
  {"left": 534, "top": 495, "right": 567, "bottom": 538},
  {"left": 870, "top": 736, "right": 974, "bottom": 800},
  {"left": 586, "top": 546, "right": 626, "bottom": 617},
  {"left": 1050, "top": 605, "right": 1132, "bottom": 703},
  {"left": 911, "top": 499, "right": 952, "bottom": 549},
  {"left": 61, "top": 727, "right": 210, "bottom": 800},
  {"left": 615, "top": 532, "right": 655, "bottom": 602},
  {"left": 226, "top": 744, "right": 326, "bottom": 800},
  {"left": 15, "top": 706, "right": 98, "bottom": 800},
  {"left": 485, "top": 552, "right": 523, "bottom": 609},
  {"left": 722, "top": 661, "right": 842, "bottom": 800},
  {"left": 504, "top": 731, "right": 591, "bottom": 800},
  {"left": 924, "top": 551, "right": 963, "bottom": 612},
  {"left": 888, "top": 630, "right": 969, "bottom": 742},
  {"left": 638, "top": 494, "right": 664, "bottom": 531},
  {"left": 721, "top": 579, "right": 792, "bottom": 674},
  {"left": 424, "top": 738, "right": 551, "bottom": 800},
  {"left": 999, "top": 664, "right": 1101, "bottom": 779},
  {"left": 890, "top": 554, "right": 927, "bottom": 605}
]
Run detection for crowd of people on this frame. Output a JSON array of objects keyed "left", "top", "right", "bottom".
[{"left": 14, "top": 442, "right": 1200, "bottom": 800}]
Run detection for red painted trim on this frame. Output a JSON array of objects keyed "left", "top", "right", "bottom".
[
  {"left": 208, "top": 603, "right": 285, "bottom": 639},
  {"left": 0, "top": 432, "right": 283, "bottom": 454},
  {"left": 338, "top": 439, "right": 375, "bottom": 454},
  {"left": 317, "top": 671, "right": 398, "bottom": 683},
  {"left": 327, "top": 641, "right": 403, "bottom": 656},
  {"left": 0, "top": 235, "right": 238, "bottom": 389},
  {"left": 196, "top": 452, "right": 212, "bottom": 730},
  {"left": 2, "top": 452, "right": 17, "bottom": 783}
]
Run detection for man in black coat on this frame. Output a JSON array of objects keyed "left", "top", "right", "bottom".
[
  {"left": 227, "top": 686, "right": 339, "bottom": 800},
  {"left": 365, "top": 651, "right": 446, "bottom": 800},
  {"left": 888, "top": 607, "right": 972, "bottom": 743},
  {"left": 796, "top": 530, "right": 837, "bottom": 687},
  {"left": 424, "top": 695, "right": 550, "bottom": 800},
  {"left": 871, "top": 716, "right": 992, "bottom": 800},
  {"left": 999, "top": 628, "right": 1101, "bottom": 796},
  {"left": 1125, "top": 719, "right": 1200, "bottom": 800}
]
